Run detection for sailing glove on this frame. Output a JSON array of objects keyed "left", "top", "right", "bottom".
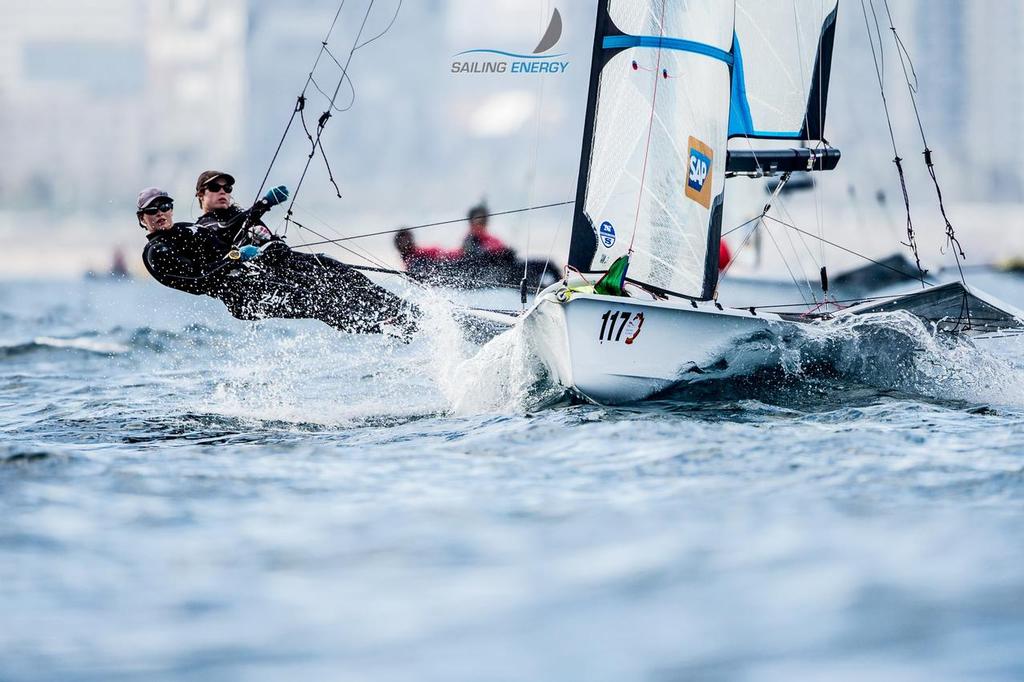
[{"left": 263, "top": 185, "right": 289, "bottom": 207}]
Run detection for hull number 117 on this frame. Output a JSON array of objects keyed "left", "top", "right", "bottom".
[{"left": 598, "top": 310, "right": 645, "bottom": 344}]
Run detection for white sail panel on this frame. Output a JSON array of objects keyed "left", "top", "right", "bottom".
[
  {"left": 575, "top": 1, "right": 734, "bottom": 298},
  {"left": 583, "top": 49, "right": 730, "bottom": 296},
  {"left": 610, "top": 0, "right": 735, "bottom": 47},
  {"left": 730, "top": 0, "right": 839, "bottom": 139}
]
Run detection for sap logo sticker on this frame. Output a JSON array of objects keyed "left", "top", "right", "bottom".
[
  {"left": 688, "top": 150, "right": 709, "bottom": 190},
  {"left": 685, "top": 136, "right": 714, "bottom": 209},
  {"left": 599, "top": 221, "right": 616, "bottom": 248}
]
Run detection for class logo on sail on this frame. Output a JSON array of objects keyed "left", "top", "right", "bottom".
[
  {"left": 599, "top": 221, "right": 616, "bottom": 248},
  {"left": 451, "top": 8, "right": 569, "bottom": 75},
  {"left": 685, "top": 136, "right": 714, "bottom": 209}
]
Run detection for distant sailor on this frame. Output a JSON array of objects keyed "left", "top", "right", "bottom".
[
  {"left": 393, "top": 203, "right": 558, "bottom": 289},
  {"left": 462, "top": 202, "right": 512, "bottom": 258},
  {"left": 138, "top": 180, "right": 418, "bottom": 337},
  {"left": 393, "top": 228, "right": 463, "bottom": 281}
]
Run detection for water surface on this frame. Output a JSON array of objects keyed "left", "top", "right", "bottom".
[{"left": 3, "top": 276, "right": 1024, "bottom": 681}]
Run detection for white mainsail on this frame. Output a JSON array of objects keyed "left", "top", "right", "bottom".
[
  {"left": 567, "top": 0, "right": 839, "bottom": 300},
  {"left": 570, "top": 0, "right": 734, "bottom": 299}
]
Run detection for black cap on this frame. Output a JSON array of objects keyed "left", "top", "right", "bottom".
[
  {"left": 467, "top": 202, "right": 488, "bottom": 221},
  {"left": 195, "top": 170, "right": 236, "bottom": 193}
]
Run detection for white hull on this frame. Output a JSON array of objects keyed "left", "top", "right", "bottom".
[
  {"left": 521, "top": 284, "right": 794, "bottom": 404},
  {"left": 519, "top": 280, "right": 1024, "bottom": 405}
]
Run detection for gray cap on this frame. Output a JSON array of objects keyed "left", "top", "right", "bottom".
[{"left": 137, "top": 187, "right": 172, "bottom": 211}]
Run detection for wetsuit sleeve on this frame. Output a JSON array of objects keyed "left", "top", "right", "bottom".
[{"left": 142, "top": 239, "right": 229, "bottom": 295}]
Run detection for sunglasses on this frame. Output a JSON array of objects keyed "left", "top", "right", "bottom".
[
  {"left": 204, "top": 183, "right": 233, "bottom": 194},
  {"left": 140, "top": 201, "right": 174, "bottom": 216}
]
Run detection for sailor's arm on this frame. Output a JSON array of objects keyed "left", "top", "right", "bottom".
[{"left": 142, "top": 239, "right": 231, "bottom": 290}]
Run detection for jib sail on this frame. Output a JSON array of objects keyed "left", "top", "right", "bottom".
[{"left": 730, "top": 0, "right": 839, "bottom": 140}]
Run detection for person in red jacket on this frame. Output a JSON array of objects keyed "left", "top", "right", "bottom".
[
  {"left": 394, "top": 229, "right": 462, "bottom": 265},
  {"left": 462, "top": 203, "right": 511, "bottom": 256}
]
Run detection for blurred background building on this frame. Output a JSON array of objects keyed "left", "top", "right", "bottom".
[
  {"left": 0, "top": 0, "right": 246, "bottom": 210},
  {"left": 0, "top": 0, "right": 1021, "bottom": 275}
]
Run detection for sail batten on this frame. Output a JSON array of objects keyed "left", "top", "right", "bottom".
[{"left": 602, "top": 35, "right": 734, "bottom": 65}]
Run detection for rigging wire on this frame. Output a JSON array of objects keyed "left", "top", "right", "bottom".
[
  {"left": 721, "top": 213, "right": 768, "bottom": 239},
  {"left": 535, "top": 200, "right": 574, "bottom": 297},
  {"left": 291, "top": 205, "right": 391, "bottom": 268},
  {"left": 283, "top": 0, "right": 380, "bottom": 221},
  {"left": 859, "top": 0, "right": 927, "bottom": 286},
  {"left": 627, "top": 0, "right": 669, "bottom": 255},
  {"left": 772, "top": 196, "right": 821, "bottom": 304},
  {"left": 354, "top": 0, "right": 403, "bottom": 50},
  {"left": 287, "top": 216, "right": 525, "bottom": 290},
  {"left": 880, "top": 0, "right": 968, "bottom": 289},
  {"left": 295, "top": 93, "right": 343, "bottom": 206},
  {"left": 761, "top": 220, "right": 814, "bottom": 306},
  {"left": 718, "top": 173, "right": 793, "bottom": 282},
  {"left": 254, "top": 0, "right": 349, "bottom": 202},
  {"left": 287, "top": 200, "right": 575, "bottom": 250},
  {"left": 518, "top": 0, "right": 551, "bottom": 308},
  {"left": 775, "top": 194, "right": 829, "bottom": 302},
  {"left": 790, "top": 1, "right": 827, "bottom": 270},
  {"left": 735, "top": 292, "right": 894, "bottom": 312},
  {"left": 718, "top": 215, "right": 764, "bottom": 280},
  {"left": 762, "top": 213, "right": 934, "bottom": 284}
]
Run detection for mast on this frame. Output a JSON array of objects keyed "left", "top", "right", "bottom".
[{"left": 565, "top": 2, "right": 615, "bottom": 273}]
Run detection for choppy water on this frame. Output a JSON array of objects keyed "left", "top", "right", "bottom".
[{"left": 4, "top": 274, "right": 1024, "bottom": 681}]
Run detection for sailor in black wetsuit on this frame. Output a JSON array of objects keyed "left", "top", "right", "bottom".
[
  {"left": 139, "top": 188, "right": 229, "bottom": 296},
  {"left": 137, "top": 179, "right": 418, "bottom": 337}
]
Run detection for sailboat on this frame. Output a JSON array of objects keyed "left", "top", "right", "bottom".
[{"left": 512, "top": 0, "right": 1024, "bottom": 404}]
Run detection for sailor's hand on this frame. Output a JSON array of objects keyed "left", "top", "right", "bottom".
[
  {"left": 238, "top": 245, "right": 260, "bottom": 261},
  {"left": 250, "top": 224, "right": 274, "bottom": 242},
  {"left": 262, "top": 185, "right": 290, "bottom": 207}
]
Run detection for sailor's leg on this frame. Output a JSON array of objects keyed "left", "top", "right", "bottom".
[
  {"left": 276, "top": 254, "right": 420, "bottom": 335},
  {"left": 310, "top": 266, "right": 419, "bottom": 335}
]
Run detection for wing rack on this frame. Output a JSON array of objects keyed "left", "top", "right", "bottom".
[{"left": 725, "top": 147, "right": 841, "bottom": 177}]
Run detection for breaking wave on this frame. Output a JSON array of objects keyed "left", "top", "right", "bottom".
[
  {"left": 1, "top": 336, "right": 130, "bottom": 357},
  {"left": 675, "top": 310, "right": 1024, "bottom": 409}
]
